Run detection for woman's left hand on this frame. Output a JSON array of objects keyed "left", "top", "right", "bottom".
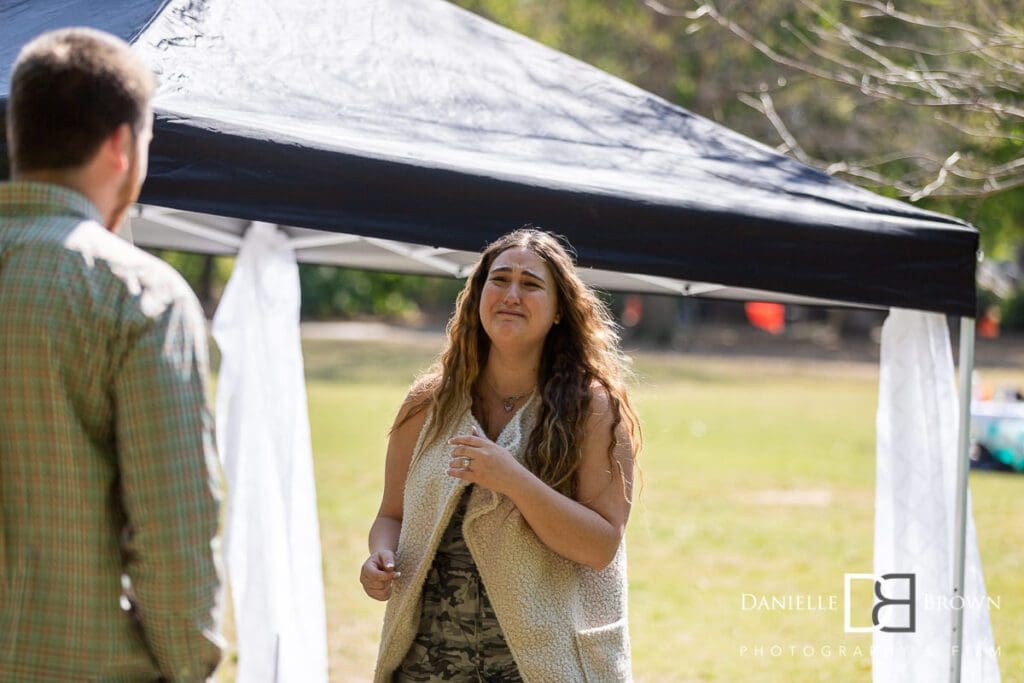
[{"left": 447, "top": 426, "right": 526, "bottom": 496}]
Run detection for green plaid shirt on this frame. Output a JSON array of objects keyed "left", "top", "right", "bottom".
[{"left": 0, "top": 182, "right": 225, "bottom": 682}]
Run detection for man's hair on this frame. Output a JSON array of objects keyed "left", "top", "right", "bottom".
[{"left": 7, "top": 27, "right": 156, "bottom": 173}]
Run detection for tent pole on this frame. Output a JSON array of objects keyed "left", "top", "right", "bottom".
[{"left": 949, "top": 316, "right": 975, "bottom": 683}]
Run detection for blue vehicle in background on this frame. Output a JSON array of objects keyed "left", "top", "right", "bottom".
[{"left": 972, "top": 400, "right": 1024, "bottom": 472}]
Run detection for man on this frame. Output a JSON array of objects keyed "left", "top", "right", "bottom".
[{"left": 0, "top": 29, "right": 225, "bottom": 681}]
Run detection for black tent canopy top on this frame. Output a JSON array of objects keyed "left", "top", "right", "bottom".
[{"left": 0, "top": 0, "right": 978, "bottom": 316}]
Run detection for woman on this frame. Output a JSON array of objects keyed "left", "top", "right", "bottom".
[{"left": 360, "top": 228, "right": 640, "bottom": 682}]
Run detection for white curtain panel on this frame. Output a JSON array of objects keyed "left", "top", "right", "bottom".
[
  {"left": 874, "top": 309, "right": 999, "bottom": 682},
  {"left": 213, "top": 223, "right": 328, "bottom": 682}
]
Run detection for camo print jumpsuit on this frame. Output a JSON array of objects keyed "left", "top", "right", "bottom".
[{"left": 393, "top": 488, "right": 523, "bottom": 682}]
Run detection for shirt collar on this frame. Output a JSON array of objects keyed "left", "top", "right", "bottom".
[{"left": 0, "top": 181, "right": 106, "bottom": 226}]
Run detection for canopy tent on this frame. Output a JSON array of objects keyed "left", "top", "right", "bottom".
[
  {"left": 1, "top": 0, "right": 978, "bottom": 315},
  {"left": 0, "top": 1, "right": 995, "bottom": 682}
]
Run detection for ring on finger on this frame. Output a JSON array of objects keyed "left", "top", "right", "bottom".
[{"left": 454, "top": 456, "right": 472, "bottom": 470}]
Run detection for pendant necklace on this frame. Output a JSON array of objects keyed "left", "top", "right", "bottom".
[{"left": 484, "top": 375, "right": 534, "bottom": 413}]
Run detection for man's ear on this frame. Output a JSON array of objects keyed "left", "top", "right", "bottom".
[{"left": 100, "top": 123, "right": 133, "bottom": 173}]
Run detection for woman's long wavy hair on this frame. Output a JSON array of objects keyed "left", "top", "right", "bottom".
[{"left": 399, "top": 228, "right": 640, "bottom": 499}]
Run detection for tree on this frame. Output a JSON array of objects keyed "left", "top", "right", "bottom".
[{"left": 639, "top": 0, "right": 1024, "bottom": 254}]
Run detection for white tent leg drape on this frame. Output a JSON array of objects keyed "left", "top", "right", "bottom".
[
  {"left": 874, "top": 309, "right": 999, "bottom": 682},
  {"left": 213, "top": 223, "right": 329, "bottom": 682}
]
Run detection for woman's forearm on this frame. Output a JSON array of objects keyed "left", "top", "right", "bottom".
[
  {"left": 369, "top": 515, "right": 402, "bottom": 555},
  {"left": 504, "top": 468, "right": 622, "bottom": 571}
]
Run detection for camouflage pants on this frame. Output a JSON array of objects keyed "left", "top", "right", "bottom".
[{"left": 394, "top": 490, "right": 522, "bottom": 682}]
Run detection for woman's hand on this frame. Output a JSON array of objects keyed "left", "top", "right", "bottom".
[
  {"left": 360, "top": 549, "right": 400, "bottom": 601},
  {"left": 447, "top": 426, "right": 527, "bottom": 496}
]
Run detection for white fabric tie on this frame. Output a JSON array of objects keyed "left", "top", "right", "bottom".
[{"left": 213, "top": 223, "right": 328, "bottom": 682}]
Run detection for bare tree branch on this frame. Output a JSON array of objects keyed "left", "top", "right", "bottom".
[
  {"left": 738, "top": 92, "right": 814, "bottom": 164},
  {"left": 848, "top": 0, "right": 1006, "bottom": 37}
]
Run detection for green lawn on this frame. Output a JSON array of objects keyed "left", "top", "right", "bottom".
[{"left": 219, "top": 339, "right": 1024, "bottom": 682}]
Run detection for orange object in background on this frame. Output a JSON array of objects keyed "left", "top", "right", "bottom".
[
  {"left": 745, "top": 301, "right": 785, "bottom": 334},
  {"left": 622, "top": 294, "right": 643, "bottom": 328},
  {"left": 978, "top": 305, "right": 1000, "bottom": 339}
]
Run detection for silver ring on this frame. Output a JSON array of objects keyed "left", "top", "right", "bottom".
[{"left": 456, "top": 456, "right": 472, "bottom": 469}]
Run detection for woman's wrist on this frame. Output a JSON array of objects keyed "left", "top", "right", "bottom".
[{"left": 499, "top": 459, "right": 541, "bottom": 503}]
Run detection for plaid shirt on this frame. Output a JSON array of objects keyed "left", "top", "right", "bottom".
[{"left": 0, "top": 182, "right": 225, "bottom": 682}]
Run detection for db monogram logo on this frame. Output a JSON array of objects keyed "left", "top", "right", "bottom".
[{"left": 843, "top": 573, "right": 916, "bottom": 633}]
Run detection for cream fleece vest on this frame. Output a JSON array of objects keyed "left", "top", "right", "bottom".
[{"left": 374, "top": 393, "right": 632, "bottom": 683}]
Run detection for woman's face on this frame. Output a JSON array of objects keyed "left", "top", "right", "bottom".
[{"left": 479, "top": 246, "right": 560, "bottom": 352}]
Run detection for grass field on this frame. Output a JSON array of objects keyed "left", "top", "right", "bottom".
[{"left": 218, "top": 337, "right": 1024, "bottom": 682}]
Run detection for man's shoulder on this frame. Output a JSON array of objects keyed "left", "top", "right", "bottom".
[{"left": 64, "top": 219, "right": 202, "bottom": 319}]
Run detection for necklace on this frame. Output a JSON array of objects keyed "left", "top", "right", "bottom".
[{"left": 483, "top": 375, "right": 534, "bottom": 413}]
